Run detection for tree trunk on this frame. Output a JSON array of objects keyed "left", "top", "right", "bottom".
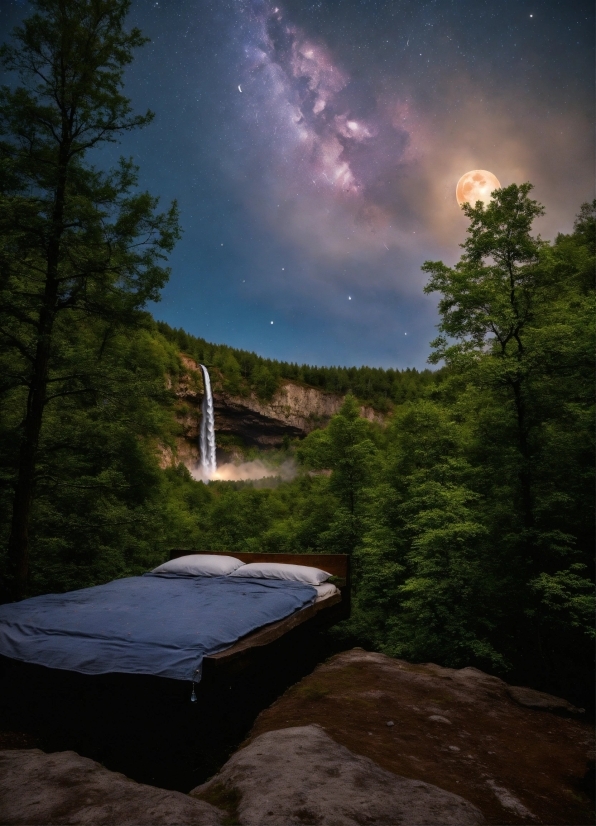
[
  {"left": 7, "top": 305, "right": 56, "bottom": 599},
  {"left": 7, "top": 156, "right": 67, "bottom": 599}
]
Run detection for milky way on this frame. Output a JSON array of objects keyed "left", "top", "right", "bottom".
[
  {"left": 230, "top": 0, "right": 423, "bottom": 266},
  {"left": 241, "top": 2, "right": 410, "bottom": 197}
]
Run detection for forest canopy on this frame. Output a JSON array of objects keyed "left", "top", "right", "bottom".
[{"left": 155, "top": 320, "right": 441, "bottom": 409}]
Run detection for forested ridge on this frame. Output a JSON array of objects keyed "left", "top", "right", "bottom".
[
  {"left": 0, "top": 0, "right": 593, "bottom": 708},
  {"left": 156, "top": 320, "right": 440, "bottom": 410}
]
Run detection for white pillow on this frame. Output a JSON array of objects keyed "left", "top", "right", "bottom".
[
  {"left": 152, "top": 554, "right": 245, "bottom": 577},
  {"left": 230, "top": 561, "right": 331, "bottom": 585}
]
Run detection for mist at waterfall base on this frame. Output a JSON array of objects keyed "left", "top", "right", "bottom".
[
  {"left": 195, "top": 365, "right": 296, "bottom": 484},
  {"left": 191, "top": 458, "right": 297, "bottom": 484}
]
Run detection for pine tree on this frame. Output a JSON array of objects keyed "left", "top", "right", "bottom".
[{"left": 0, "top": 0, "right": 180, "bottom": 598}]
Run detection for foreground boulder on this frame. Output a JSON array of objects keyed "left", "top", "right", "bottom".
[
  {"left": 247, "top": 648, "right": 595, "bottom": 825},
  {"left": 1, "top": 649, "right": 592, "bottom": 825},
  {"left": 191, "top": 724, "right": 484, "bottom": 825},
  {"left": 0, "top": 749, "right": 222, "bottom": 825}
]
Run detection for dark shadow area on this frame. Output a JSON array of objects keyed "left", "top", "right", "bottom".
[{"left": 0, "top": 627, "right": 351, "bottom": 792}]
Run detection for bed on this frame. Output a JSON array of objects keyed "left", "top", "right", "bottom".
[
  {"left": 0, "top": 552, "right": 350, "bottom": 684},
  {"left": 0, "top": 552, "right": 350, "bottom": 790}
]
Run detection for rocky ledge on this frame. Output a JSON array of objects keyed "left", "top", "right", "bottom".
[
  {"left": 191, "top": 724, "right": 484, "bottom": 825},
  {"left": 0, "top": 749, "right": 220, "bottom": 826},
  {"left": 212, "top": 381, "right": 383, "bottom": 449},
  {"left": 246, "top": 648, "right": 594, "bottom": 825},
  {"left": 1, "top": 650, "right": 593, "bottom": 825}
]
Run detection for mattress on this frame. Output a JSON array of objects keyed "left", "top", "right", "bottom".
[{"left": 0, "top": 574, "right": 317, "bottom": 682}]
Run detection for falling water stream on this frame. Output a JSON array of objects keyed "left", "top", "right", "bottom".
[{"left": 199, "top": 365, "right": 217, "bottom": 478}]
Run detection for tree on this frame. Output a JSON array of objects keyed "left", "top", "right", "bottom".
[
  {"left": 420, "top": 189, "right": 594, "bottom": 697},
  {"left": 422, "top": 183, "right": 547, "bottom": 567},
  {"left": 0, "top": 0, "right": 180, "bottom": 598},
  {"left": 297, "top": 395, "right": 376, "bottom": 554}
]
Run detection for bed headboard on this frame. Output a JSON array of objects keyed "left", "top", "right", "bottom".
[{"left": 168, "top": 550, "right": 350, "bottom": 583}]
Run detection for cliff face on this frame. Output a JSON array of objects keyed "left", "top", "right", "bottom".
[
  {"left": 168, "top": 356, "right": 383, "bottom": 466},
  {"left": 213, "top": 380, "right": 382, "bottom": 446}
]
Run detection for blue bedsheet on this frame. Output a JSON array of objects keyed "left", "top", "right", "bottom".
[{"left": 0, "top": 574, "right": 316, "bottom": 681}]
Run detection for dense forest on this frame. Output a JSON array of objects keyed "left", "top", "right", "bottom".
[
  {"left": 0, "top": 0, "right": 593, "bottom": 708},
  {"left": 156, "top": 320, "right": 440, "bottom": 410}
]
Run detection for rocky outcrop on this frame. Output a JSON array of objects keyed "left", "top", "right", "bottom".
[
  {"left": 168, "top": 356, "right": 384, "bottom": 466},
  {"left": 191, "top": 724, "right": 484, "bottom": 825},
  {"left": 0, "top": 749, "right": 222, "bottom": 825},
  {"left": 0, "top": 731, "right": 484, "bottom": 826},
  {"left": 505, "top": 684, "right": 586, "bottom": 714},
  {"left": 1, "top": 651, "right": 593, "bottom": 825},
  {"left": 212, "top": 382, "right": 382, "bottom": 448},
  {"left": 247, "top": 649, "right": 595, "bottom": 825}
]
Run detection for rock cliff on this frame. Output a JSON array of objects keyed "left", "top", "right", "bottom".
[{"left": 166, "top": 355, "right": 384, "bottom": 467}]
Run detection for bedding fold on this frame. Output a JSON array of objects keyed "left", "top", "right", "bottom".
[{"left": 0, "top": 574, "right": 316, "bottom": 681}]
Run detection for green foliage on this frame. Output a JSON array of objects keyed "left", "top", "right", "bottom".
[
  {"left": 0, "top": 0, "right": 180, "bottom": 596},
  {"left": 299, "top": 396, "right": 376, "bottom": 554},
  {"left": 155, "top": 320, "right": 440, "bottom": 408},
  {"left": 397, "top": 191, "right": 595, "bottom": 692},
  {"left": 350, "top": 402, "right": 505, "bottom": 671},
  {"left": 0, "top": 321, "right": 184, "bottom": 595},
  {"left": 327, "top": 195, "right": 594, "bottom": 701},
  {"left": 423, "top": 183, "right": 545, "bottom": 363}
]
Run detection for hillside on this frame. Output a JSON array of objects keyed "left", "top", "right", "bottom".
[
  {"left": 152, "top": 321, "right": 440, "bottom": 468},
  {"left": 168, "top": 353, "right": 386, "bottom": 467},
  {"left": 156, "top": 321, "right": 441, "bottom": 412}
]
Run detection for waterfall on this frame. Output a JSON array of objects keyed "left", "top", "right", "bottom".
[{"left": 199, "top": 365, "right": 217, "bottom": 478}]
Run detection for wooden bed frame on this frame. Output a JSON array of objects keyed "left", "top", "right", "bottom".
[
  {"left": 0, "top": 552, "right": 352, "bottom": 790},
  {"left": 168, "top": 551, "right": 351, "bottom": 677}
]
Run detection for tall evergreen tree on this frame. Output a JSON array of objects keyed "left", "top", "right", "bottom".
[{"left": 0, "top": 0, "right": 180, "bottom": 598}]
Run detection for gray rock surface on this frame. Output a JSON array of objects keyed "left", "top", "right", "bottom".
[
  {"left": 506, "top": 685, "right": 585, "bottom": 714},
  {"left": 0, "top": 749, "right": 222, "bottom": 825},
  {"left": 191, "top": 724, "right": 485, "bottom": 826}
]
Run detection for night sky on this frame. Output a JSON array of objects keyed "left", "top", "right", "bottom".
[{"left": 2, "top": 0, "right": 594, "bottom": 368}]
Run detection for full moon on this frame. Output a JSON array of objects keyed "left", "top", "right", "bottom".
[{"left": 456, "top": 169, "right": 501, "bottom": 207}]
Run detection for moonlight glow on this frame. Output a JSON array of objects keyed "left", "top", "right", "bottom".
[{"left": 456, "top": 170, "right": 501, "bottom": 208}]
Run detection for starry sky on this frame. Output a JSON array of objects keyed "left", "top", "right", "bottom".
[{"left": 2, "top": 0, "right": 594, "bottom": 368}]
